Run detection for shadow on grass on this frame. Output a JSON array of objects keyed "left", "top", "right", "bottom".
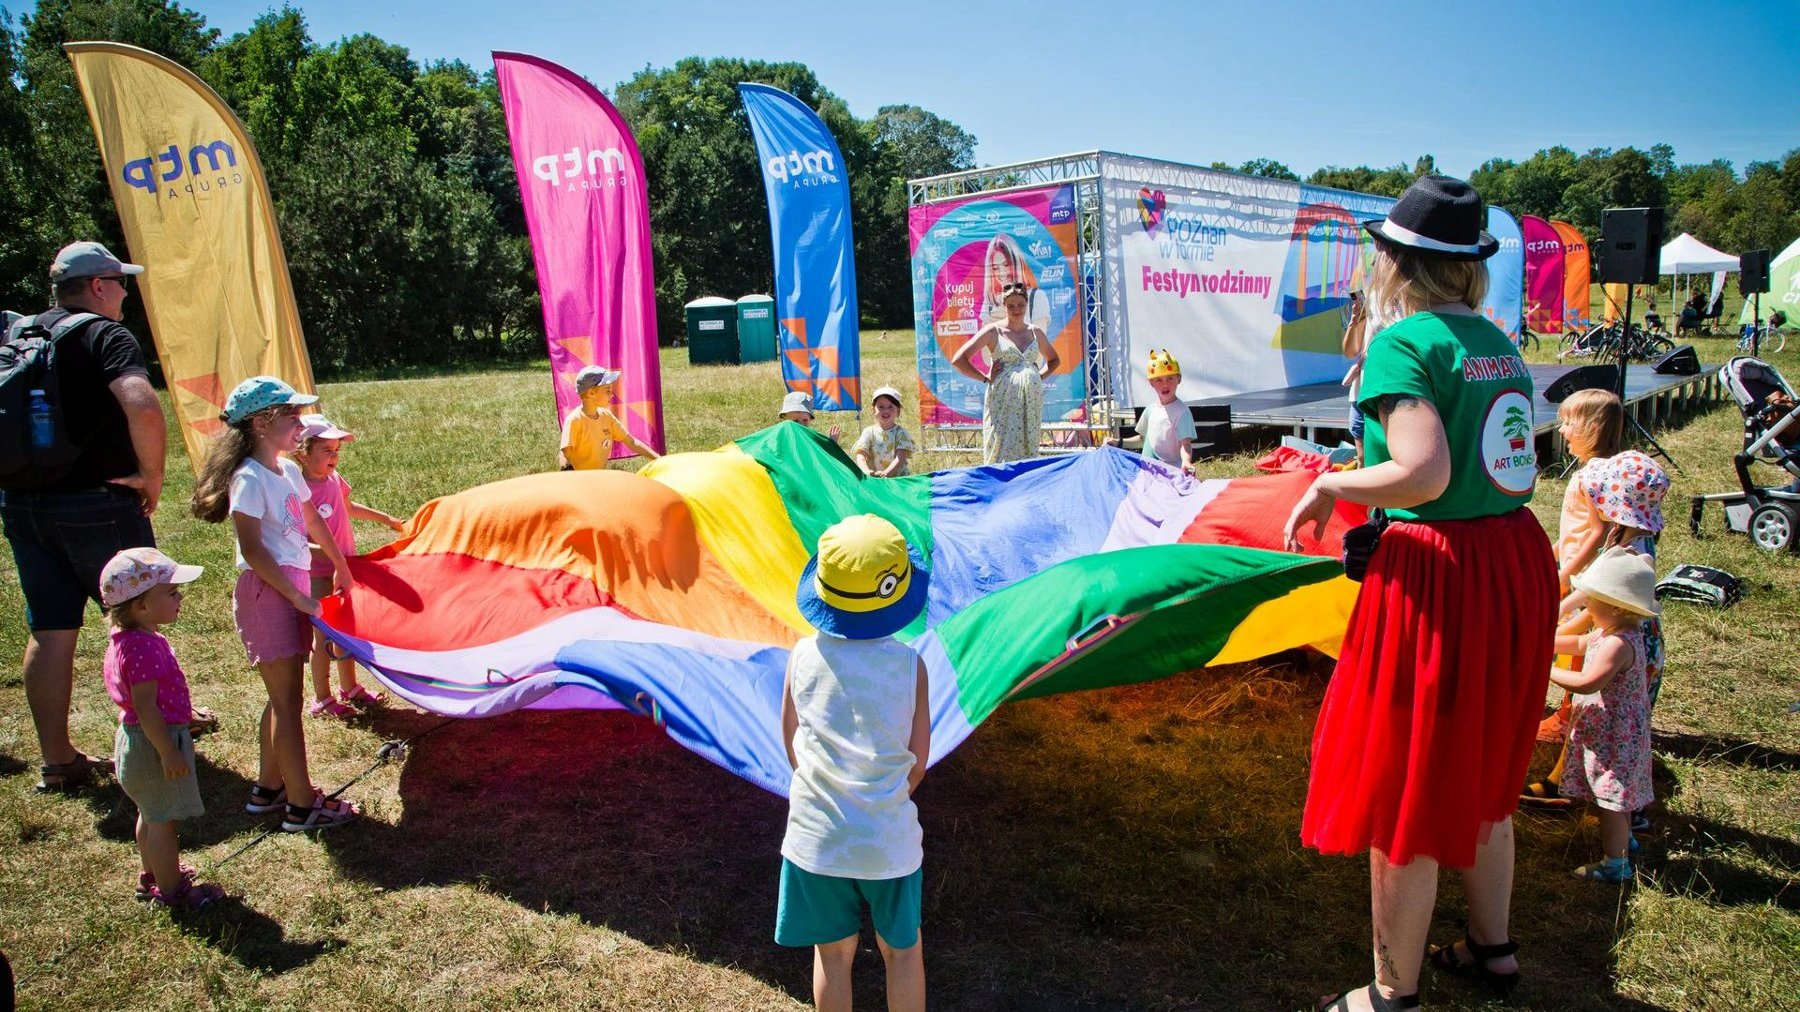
[
  {"left": 171, "top": 897, "right": 345, "bottom": 973},
  {"left": 315, "top": 672, "right": 1680, "bottom": 1012},
  {"left": 1650, "top": 730, "right": 1800, "bottom": 772},
  {"left": 0, "top": 752, "right": 28, "bottom": 778}
]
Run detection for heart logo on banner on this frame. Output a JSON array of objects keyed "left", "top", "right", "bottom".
[{"left": 1138, "top": 187, "right": 1166, "bottom": 235}]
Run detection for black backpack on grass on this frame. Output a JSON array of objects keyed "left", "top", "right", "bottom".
[{"left": 0, "top": 310, "right": 102, "bottom": 490}]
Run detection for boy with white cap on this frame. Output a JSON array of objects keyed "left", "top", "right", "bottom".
[
  {"left": 780, "top": 514, "right": 931, "bottom": 1012},
  {"left": 777, "top": 390, "right": 842, "bottom": 441},
  {"left": 99, "top": 547, "right": 225, "bottom": 908},
  {"left": 559, "top": 365, "right": 661, "bottom": 470}
]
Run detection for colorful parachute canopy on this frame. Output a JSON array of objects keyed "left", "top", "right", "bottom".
[{"left": 318, "top": 426, "right": 1364, "bottom": 795}]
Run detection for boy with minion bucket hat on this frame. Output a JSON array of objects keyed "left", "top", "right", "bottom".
[{"left": 780, "top": 514, "right": 931, "bottom": 1011}]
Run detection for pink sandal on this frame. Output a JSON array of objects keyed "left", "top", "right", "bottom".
[
  {"left": 308, "top": 697, "right": 355, "bottom": 719},
  {"left": 136, "top": 865, "right": 198, "bottom": 902},
  {"left": 339, "top": 684, "right": 386, "bottom": 707},
  {"left": 148, "top": 877, "right": 224, "bottom": 910}
]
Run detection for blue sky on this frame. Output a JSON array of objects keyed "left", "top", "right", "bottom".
[{"left": 19, "top": 0, "right": 1797, "bottom": 177}]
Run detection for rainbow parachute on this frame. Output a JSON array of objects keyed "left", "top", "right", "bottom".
[{"left": 318, "top": 425, "right": 1364, "bottom": 794}]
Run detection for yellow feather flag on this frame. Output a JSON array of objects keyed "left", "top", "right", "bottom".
[{"left": 65, "top": 42, "right": 312, "bottom": 472}]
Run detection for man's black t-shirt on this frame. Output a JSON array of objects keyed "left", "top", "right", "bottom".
[{"left": 30, "top": 306, "right": 150, "bottom": 492}]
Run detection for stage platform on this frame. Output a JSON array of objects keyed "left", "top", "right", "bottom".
[{"left": 1194, "top": 363, "right": 1723, "bottom": 446}]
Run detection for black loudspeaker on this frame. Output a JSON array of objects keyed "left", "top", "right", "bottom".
[
  {"left": 1544, "top": 363, "right": 1623, "bottom": 403},
  {"left": 1653, "top": 344, "right": 1700, "bottom": 375},
  {"left": 1597, "top": 207, "right": 1665, "bottom": 284},
  {"left": 1739, "top": 249, "right": 1771, "bottom": 295}
]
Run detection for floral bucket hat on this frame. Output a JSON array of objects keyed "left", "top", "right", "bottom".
[{"left": 1583, "top": 449, "right": 1670, "bottom": 533}]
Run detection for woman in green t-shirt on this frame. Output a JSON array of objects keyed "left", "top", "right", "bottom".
[{"left": 1283, "top": 176, "right": 1559, "bottom": 1012}]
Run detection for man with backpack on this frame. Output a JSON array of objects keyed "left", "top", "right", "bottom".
[{"left": 1, "top": 241, "right": 167, "bottom": 792}]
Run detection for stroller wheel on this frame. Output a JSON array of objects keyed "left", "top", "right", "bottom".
[{"left": 1749, "top": 502, "right": 1800, "bottom": 553}]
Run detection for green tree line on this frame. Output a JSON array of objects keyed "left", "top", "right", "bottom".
[{"left": 4, "top": 1, "right": 1795, "bottom": 376}]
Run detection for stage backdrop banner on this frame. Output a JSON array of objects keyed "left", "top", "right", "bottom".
[
  {"left": 1552, "top": 220, "right": 1591, "bottom": 330},
  {"left": 909, "top": 186, "right": 1084, "bottom": 424},
  {"left": 495, "top": 52, "right": 663, "bottom": 456},
  {"left": 1097, "top": 154, "right": 1393, "bottom": 405},
  {"left": 1483, "top": 207, "right": 1524, "bottom": 342},
  {"left": 739, "top": 83, "right": 861, "bottom": 410},
  {"left": 1522, "top": 215, "right": 1564, "bottom": 334},
  {"left": 66, "top": 42, "right": 313, "bottom": 472}
]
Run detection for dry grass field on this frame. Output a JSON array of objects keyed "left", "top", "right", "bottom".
[{"left": 2, "top": 327, "right": 1795, "bottom": 1011}]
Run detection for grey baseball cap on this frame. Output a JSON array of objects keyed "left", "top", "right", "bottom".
[{"left": 49, "top": 241, "right": 144, "bottom": 281}]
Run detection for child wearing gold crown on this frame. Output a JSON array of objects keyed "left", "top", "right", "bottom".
[{"left": 1135, "top": 349, "right": 1195, "bottom": 472}]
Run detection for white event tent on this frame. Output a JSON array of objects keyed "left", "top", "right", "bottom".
[
  {"left": 1659, "top": 232, "right": 1737, "bottom": 308},
  {"left": 1659, "top": 232, "right": 1739, "bottom": 274}
]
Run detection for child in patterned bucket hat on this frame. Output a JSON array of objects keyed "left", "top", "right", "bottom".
[
  {"left": 1585, "top": 449, "right": 1669, "bottom": 540},
  {"left": 779, "top": 514, "right": 931, "bottom": 1008}
]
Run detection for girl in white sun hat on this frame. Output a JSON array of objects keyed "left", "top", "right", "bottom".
[
  {"left": 290, "top": 412, "right": 406, "bottom": 718},
  {"left": 1551, "top": 547, "right": 1660, "bottom": 885}
]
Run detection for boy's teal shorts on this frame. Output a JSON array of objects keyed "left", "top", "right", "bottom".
[{"left": 774, "top": 859, "right": 922, "bottom": 949}]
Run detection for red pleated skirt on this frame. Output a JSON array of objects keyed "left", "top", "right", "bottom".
[{"left": 1301, "top": 508, "right": 1557, "bottom": 868}]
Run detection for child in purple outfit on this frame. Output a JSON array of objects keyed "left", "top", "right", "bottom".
[
  {"left": 100, "top": 547, "right": 225, "bottom": 909},
  {"left": 290, "top": 413, "right": 405, "bottom": 718}
]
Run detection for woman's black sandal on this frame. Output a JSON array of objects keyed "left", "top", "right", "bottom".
[
  {"left": 1315, "top": 984, "right": 1420, "bottom": 1012},
  {"left": 1428, "top": 931, "right": 1520, "bottom": 998}
]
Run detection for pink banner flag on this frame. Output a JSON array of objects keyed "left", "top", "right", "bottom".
[
  {"left": 494, "top": 52, "right": 663, "bottom": 456},
  {"left": 1521, "top": 215, "right": 1565, "bottom": 335}
]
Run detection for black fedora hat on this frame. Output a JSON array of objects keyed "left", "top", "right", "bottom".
[{"left": 1363, "top": 175, "right": 1499, "bottom": 261}]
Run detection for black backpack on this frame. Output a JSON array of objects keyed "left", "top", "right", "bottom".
[
  {"left": 0, "top": 310, "right": 102, "bottom": 490},
  {"left": 1654, "top": 564, "right": 1745, "bottom": 608}
]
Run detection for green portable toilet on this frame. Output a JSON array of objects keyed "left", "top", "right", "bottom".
[
  {"left": 685, "top": 296, "right": 738, "bottom": 365},
  {"left": 736, "top": 294, "right": 777, "bottom": 363}
]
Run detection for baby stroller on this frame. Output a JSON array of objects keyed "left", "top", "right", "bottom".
[{"left": 1689, "top": 357, "right": 1800, "bottom": 552}]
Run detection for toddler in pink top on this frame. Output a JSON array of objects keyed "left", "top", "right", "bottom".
[
  {"left": 290, "top": 413, "right": 405, "bottom": 718},
  {"left": 99, "top": 548, "right": 225, "bottom": 909}
]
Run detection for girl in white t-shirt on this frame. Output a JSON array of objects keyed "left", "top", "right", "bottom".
[{"left": 191, "top": 376, "right": 359, "bottom": 832}]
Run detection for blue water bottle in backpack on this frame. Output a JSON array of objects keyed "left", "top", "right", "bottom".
[{"left": 28, "top": 388, "right": 54, "bottom": 451}]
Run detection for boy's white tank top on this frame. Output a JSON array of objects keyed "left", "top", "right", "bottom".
[{"left": 782, "top": 633, "right": 923, "bottom": 880}]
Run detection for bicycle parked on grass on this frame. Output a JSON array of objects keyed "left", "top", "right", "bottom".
[
  {"left": 1558, "top": 319, "right": 1674, "bottom": 362},
  {"left": 1738, "top": 310, "right": 1789, "bottom": 355}
]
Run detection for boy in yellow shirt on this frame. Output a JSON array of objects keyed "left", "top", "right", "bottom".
[{"left": 559, "top": 366, "right": 661, "bottom": 470}]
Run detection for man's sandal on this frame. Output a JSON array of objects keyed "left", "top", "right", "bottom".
[
  {"left": 34, "top": 752, "right": 109, "bottom": 793},
  {"left": 1428, "top": 931, "right": 1521, "bottom": 999},
  {"left": 1316, "top": 984, "right": 1420, "bottom": 1011},
  {"left": 189, "top": 707, "right": 220, "bottom": 737}
]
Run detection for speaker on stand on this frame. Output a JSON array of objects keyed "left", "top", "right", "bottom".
[
  {"left": 1589, "top": 207, "right": 1679, "bottom": 470},
  {"left": 1741, "top": 248, "right": 1772, "bottom": 357}
]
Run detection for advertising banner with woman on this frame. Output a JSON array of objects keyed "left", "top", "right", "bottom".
[{"left": 909, "top": 186, "right": 1084, "bottom": 425}]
